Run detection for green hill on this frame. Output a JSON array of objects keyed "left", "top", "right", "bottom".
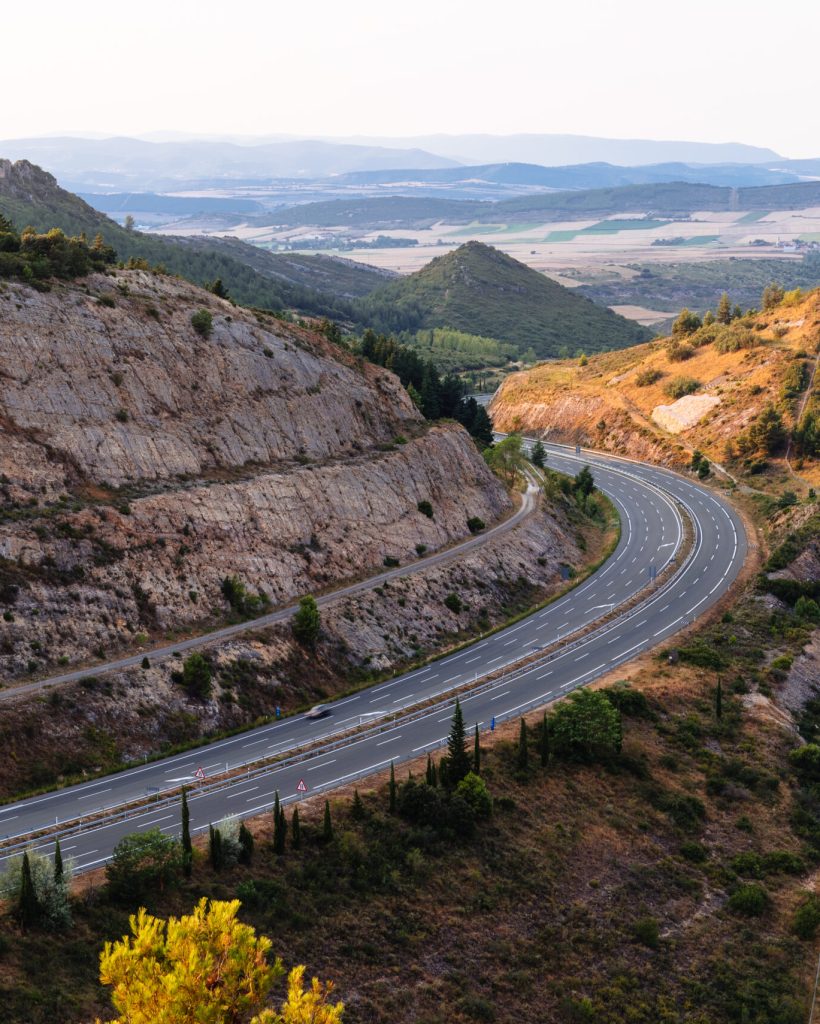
[
  {"left": 356, "top": 241, "right": 652, "bottom": 357},
  {"left": 0, "top": 159, "right": 385, "bottom": 316}
]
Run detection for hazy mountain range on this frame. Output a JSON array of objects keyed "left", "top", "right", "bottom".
[{"left": 0, "top": 132, "right": 806, "bottom": 193}]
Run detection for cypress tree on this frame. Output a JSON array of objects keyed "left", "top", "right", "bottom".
[
  {"left": 430, "top": 759, "right": 438, "bottom": 788},
  {"left": 209, "top": 825, "right": 223, "bottom": 871},
  {"left": 181, "top": 787, "right": 192, "bottom": 878},
  {"left": 19, "top": 852, "right": 39, "bottom": 927},
  {"left": 238, "top": 822, "right": 254, "bottom": 864},
  {"left": 273, "top": 790, "right": 280, "bottom": 829},
  {"left": 539, "top": 711, "right": 550, "bottom": 767},
  {"left": 426, "top": 754, "right": 435, "bottom": 786},
  {"left": 351, "top": 789, "right": 366, "bottom": 821},
  {"left": 275, "top": 807, "right": 287, "bottom": 855},
  {"left": 715, "top": 676, "right": 723, "bottom": 721},
  {"left": 291, "top": 806, "right": 301, "bottom": 849},
  {"left": 389, "top": 762, "right": 397, "bottom": 813},
  {"left": 53, "top": 838, "right": 64, "bottom": 886},
  {"left": 517, "top": 718, "right": 529, "bottom": 773},
  {"left": 447, "top": 699, "right": 471, "bottom": 785},
  {"left": 474, "top": 722, "right": 481, "bottom": 774},
  {"left": 323, "top": 800, "right": 333, "bottom": 842}
]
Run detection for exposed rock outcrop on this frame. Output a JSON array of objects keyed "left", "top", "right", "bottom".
[{"left": 0, "top": 270, "right": 511, "bottom": 679}]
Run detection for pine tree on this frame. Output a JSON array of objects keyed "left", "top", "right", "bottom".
[
  {"left": 447, "top": 699, "right": 471, "bottom": 786},
  {"left": 291, "top": 807, "right": 301, "bottom": 849},
  {"left": 18, "top": 852, "right": 39, "bottom": 928},
  {"left": 389, "top": 762, "right": 397, "bottom": 813},
  {"left": 530, "top": 440, "right": 546, "bottom": 468},
  {"left": 323, "top": 800, "right": 333, "bottom": 842},
  {"left": 717, "top": 292, "right": 732, "bottom": 325},
  {"left": 539, "top": 711, "right": 550, "bottom": 767},
  {"left": 292, "top": 595, "right": 320, "bottom": 648},
  {"left": 517, "top": 718, "right": 529, "bottom": 773},
  {"left": 351, "top": 789, "right": 365, "bottom": 821},
  {"left": 715, "top": 676, "right": 723, "bottom": 721},
  {"left": 53, "top": 838, "right": 64, "bottom": 886},
  {"left": 238, "top": 822, "right": 254, "bottom": 865},
  {"left": 181, "top": 787, "right": 192, "bottom": 878},
  {"left": 474, "top": 722, "right": 481, "bottom": 774}
]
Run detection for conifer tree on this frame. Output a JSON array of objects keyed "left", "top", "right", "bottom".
[
  {"left": 209, "top": 825, "right": 223, "bottom": 871},
  {"left": 19, "top": 851, "right": 39, "bottom": 928},
  {"left": 238, "top": 822, "right": 254, "bottom": 865},
  {"left": 323, "top": 800, "right": 333, "bottom": 842},
  {"left": 389, "top": 762, "right": 397, "bottom": 813},
  {"left": 517, "top": 718, "right": 529, "bottom": 773},
  {"left": 717, "top": 291, "right": 732, "bottom": 324},
  {"left": 181, "top": 787, "right": 192, "bottom": 878},
  {"left": 715, "top": 676, "right": 723, "bottom": 721},
  {"left": 447, "top": 699, "right": 471, "bottom": 785},
  {"left": 351, "top": 789, "right": 365, "bottom": 821},
  {"left": 474, "top": 722, "right": 481, "bottom": 774},
  {"left": 426, "top": 754, "right": 435, "bottom": 786},
  {"left": 53, "top": 837, "right": 64, "bottom": 886},
  {"left": 274, "top": 807, "right": 287, "bottom": 855},
  {"left": 291, "top": 807, "right": 301, "bottom": 849},
  {"left": 539, "top": 711, "right": 550, "bottom": 767}
]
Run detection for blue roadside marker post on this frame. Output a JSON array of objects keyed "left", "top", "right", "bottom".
[
  {"left": 275, "top": 706, "right": 281, "bottom": 719},
  {"left": 490, "top": 716, "right": 496, "bottom": 732}
]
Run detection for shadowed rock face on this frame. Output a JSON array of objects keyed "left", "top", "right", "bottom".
[{"left": 0, "top": 270, "right": 511, "bottom": 678}]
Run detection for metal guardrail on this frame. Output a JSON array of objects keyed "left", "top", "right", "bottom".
[{"left": 0, "top": 456, "right": 700, "bottom": 862}]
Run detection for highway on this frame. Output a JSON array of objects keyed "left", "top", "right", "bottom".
[{"left": 0, "top": 442, "right": 746, "bottom": 875}]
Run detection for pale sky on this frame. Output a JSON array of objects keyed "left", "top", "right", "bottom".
[{"left": 3, "top": 0, "right": 818, "bottom": 157}]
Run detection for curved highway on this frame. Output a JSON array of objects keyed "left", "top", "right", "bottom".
[{"left": 0, "top": 442, "right": 746, "bottom": 875}]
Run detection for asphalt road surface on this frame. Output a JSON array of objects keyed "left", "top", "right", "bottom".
[{"left": 0, "top": 442, "right": 746, "bottom": 875}]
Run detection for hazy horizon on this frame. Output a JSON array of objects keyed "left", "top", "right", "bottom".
[{"left": 5, "top": 0, "right": 819, "bottom": 158}]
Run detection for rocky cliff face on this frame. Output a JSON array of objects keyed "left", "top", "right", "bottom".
[{"left": 0, "top": 270, "right": 510, "bottom": 679}]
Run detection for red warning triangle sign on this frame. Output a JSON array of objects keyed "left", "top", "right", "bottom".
[
  {"left": 194, "top": 766, "right": 205, "bottom": 779},
  {"left": 296, "top": 779, "right": 308, "bottom": 793}
]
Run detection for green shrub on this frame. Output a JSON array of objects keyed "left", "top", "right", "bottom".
[
  {"left": 664, "top": 376, "right": 701, "bottom": 400},
  {"left": 795, "top": 596, "right": 820, "bottom": 623},
  {"left": 292, "top": 595, "right": 320, "bottom": 647},
  {"left": 180, "top": 652, "right": 212, "bottom": 700},
  {"left": 467, "top": 516, "right": 486, "bottom": 533},
  {"left": 731, "top": 851, "right": 763, "bottom": 878},
  {"left": 792, "top": 894, "right": 820, "bottom": 939},
  {"left": 632, "top": 916, "right": 660, "bottom": 949},
  {"left": 190, "top": 309, "right": 213, "bottom": 338},
  {"left": 679, "top": 841, "right": 708, "bottom": 863},
  {"left": 454, "top": 771, "right": 493, "bottom": 818},
  {"left": 728, "top": 883, "right": 769, "bottom": 917},
  {"left": 383, "top": 556, "right": 400, "bottom": 568},
  {"left": 761, "top": 850, "right": 804, "bottom": 875},
  {"left": 604, "top": 683, "right": 650, "bottom": 718},
  {"left": 417, "top": 500, "right": 434, "bottom": 518},
  {"left": 656, "top": 791, "right": 706, "bottom": 831},
  {"left": 635, "top": 368, "right": 663, "bottom": 387},
  {"left": 444, "top": 593, "right": 463, "bottom": 614}
]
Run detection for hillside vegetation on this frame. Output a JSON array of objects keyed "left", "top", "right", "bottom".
[
  {"left": 0, "top": 159, "right": 368, "bottom": 319},
  {"left": 358, "top": 241, "right": 651, "bottom": 358},
  {"left": 491, "top": 285, "right": 820, "bottom": 489},
  {"left": 0, "top": 495, "right": 818, "bottom": 1024}
]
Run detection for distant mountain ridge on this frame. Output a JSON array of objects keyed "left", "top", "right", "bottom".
[{"left": 358, "top": 241, "right": 651, "bottom": 357}]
